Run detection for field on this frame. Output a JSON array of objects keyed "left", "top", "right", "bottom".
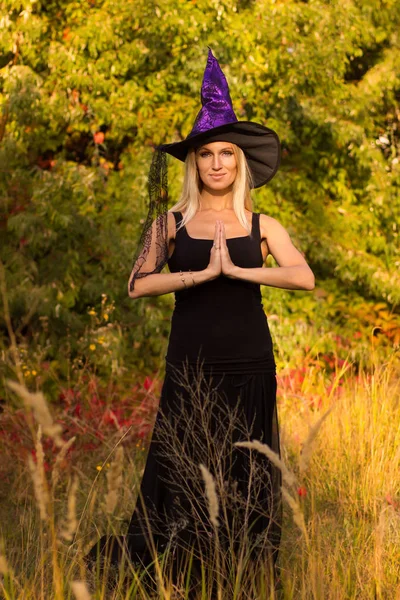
[{"left": 1, "top": 321, "right": 399, "bottom": 599}]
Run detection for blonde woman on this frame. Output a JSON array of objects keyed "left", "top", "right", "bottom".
[{"left": 85, "top": 50, "right": 315, "bottom": 594}]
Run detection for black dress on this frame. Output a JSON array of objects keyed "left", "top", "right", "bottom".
[{"left": 85, "top": 211, "right": 282, "bottom": 584}]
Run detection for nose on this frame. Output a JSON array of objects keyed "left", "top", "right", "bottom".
[{"left": 211, "top": 154, "right": 222, "bottom": 170}]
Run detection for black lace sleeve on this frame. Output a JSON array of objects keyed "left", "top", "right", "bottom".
[{"left": 128, "top": 150, "right": 169, "bottom": 294}]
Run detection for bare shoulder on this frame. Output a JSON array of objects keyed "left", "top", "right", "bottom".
[
  {"left": 259, "top": 213, "right": 289, "bottom": 240},
  {"left": 258, "top": 212, "right": 310, "bottom": 268}
]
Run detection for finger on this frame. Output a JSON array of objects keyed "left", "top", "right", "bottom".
[
  {"left": 220, "top": 220, "right": 226, "bottom": 245},
  {"left": 213, "top": 221, "right": 220, "bottom": 249},
  {"left": 213, "top": 221, "right": 218, "bottom": 248}
]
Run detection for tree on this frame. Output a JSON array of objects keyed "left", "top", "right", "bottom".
[{"left": 1, "top": 0, "right": 399, "bottom": 391}]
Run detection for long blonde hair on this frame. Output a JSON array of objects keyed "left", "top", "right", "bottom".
[{"left": 169, "top": 143, "right": 254, "bottom": 234}]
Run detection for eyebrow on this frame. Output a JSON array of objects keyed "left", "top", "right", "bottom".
[{"left": 197, "top": 146, "right": 233, "bottom": 152}]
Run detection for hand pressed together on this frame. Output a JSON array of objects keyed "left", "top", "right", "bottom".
[{"left": 207, "top": 220, "right": 237, "bottom": 279}]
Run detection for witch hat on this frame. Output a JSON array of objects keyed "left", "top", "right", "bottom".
[{"left": 158, "top": 48, "right": 280, "bottom": 188}]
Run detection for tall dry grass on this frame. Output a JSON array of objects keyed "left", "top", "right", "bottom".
[
  {"left": 277, "top": 348, "right": 400, "bottom": 599},
  {"left": 0, "top": 339, "right": 399, "bottom": 598}
]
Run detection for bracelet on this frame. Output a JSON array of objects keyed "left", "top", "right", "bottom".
[
  {"left": 179, "top": 270, "right": 187, "bottom": 289},
  {"left": 189, "top": 269, "right": 196, "bottom": 287}
]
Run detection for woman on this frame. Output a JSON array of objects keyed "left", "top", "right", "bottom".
[{"left": 85, "top": 50, "right": 315, "bottom": 592}]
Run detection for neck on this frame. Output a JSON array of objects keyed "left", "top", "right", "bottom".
[{"left": 199, "top": 186, "right": 234, "bottom": 211}]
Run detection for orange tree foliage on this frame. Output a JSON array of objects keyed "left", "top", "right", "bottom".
[{"left": 0, "top": 0, "right": 399, "bottom": 392}]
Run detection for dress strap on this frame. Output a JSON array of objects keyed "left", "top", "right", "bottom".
[
  {"left": 252, "top": 212, "right": 261, "bottom": 241},
  {"left": 171, "top": 211, "right": 184, "bottom": 235}
]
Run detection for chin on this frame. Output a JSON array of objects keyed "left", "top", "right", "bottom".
[
  {"left": 206, "top": 179, "right": 235, "bottom": 192},
  {"left": 210, "top": 182, "right": 230, "bottom": 189}
]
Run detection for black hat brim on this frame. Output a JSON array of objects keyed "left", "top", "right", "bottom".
[{"left": 157, "top": 121, "right": 280, "bottom": 189}]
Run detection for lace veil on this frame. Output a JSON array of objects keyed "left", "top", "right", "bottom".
[{"left": 128, "top": 150, "right": 169, "bottom": 294}]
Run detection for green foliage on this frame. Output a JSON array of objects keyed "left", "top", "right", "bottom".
[{"left": 1, "top": 0, "right": 399, "bottom": 390}]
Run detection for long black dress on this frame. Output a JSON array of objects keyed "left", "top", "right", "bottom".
[{"left": 85, "top": 211, "right": 282, "bottom": 585}]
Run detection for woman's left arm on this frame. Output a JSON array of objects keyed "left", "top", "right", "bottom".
[{"left": 221, "top": 214, "right": 315, "bottom": 291}]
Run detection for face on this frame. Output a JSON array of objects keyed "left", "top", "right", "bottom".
[{"left": 195, "top": 141, "right": 237, "bottom": 191}]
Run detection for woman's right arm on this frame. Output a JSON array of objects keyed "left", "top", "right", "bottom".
[{"left": 128, "top": 215, "right": 222, "bottom": 299}]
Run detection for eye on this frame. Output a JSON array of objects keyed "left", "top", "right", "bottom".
[
  {"left": 199, "top": 151, "right": 211, "bottom": 157},
  {"left": 222, "top": 151, "right": 233, "bottom": 156}
]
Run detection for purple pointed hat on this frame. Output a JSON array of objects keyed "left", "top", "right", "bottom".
[{"left": 158, "top": 49, "right": 280, "bottom": 188}]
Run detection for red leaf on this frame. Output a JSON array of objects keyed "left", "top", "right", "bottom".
[
  {"left": 94, "top": 132, "right": 105, "bottom": 144},
  {"left": 143, "top": 376, "right": 153, "bottom": 391}
]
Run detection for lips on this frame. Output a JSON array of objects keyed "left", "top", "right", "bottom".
[{"left": 209, "top": 173, "right": 226, "bottom": 179}]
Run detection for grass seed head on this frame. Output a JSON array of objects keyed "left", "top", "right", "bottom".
[
  {"left": 27, "top": 425, "right": 50, "bottom": 521},
  {"left": 281, "top": 486, "right": 309, "bottom": 542},
  {"left": 70, "top": 580, "right": 92, "bottom": 600},
  {"left": 59, "top": 475, "right": 79, "bottom": 542},
  {"left": 0, "top": 553, "right": 10, "bottom": 576},
  {"left": 199, "top": 463, "right": 220, "bottom": 527},
  {"left": 6, "top": 380, "right": 64, "bottom": 447},
  {"left": 52, "top": 436, "right": 76, "bottom": 490},
  {"left": 27, "top": 454, "right": 49, "bottom": 521},
  {"left": 235, "top": 439, "right": 298, "bottom": 489},
  {"left": 102, "top": 446, "right": 124, "bottom": 515}
]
